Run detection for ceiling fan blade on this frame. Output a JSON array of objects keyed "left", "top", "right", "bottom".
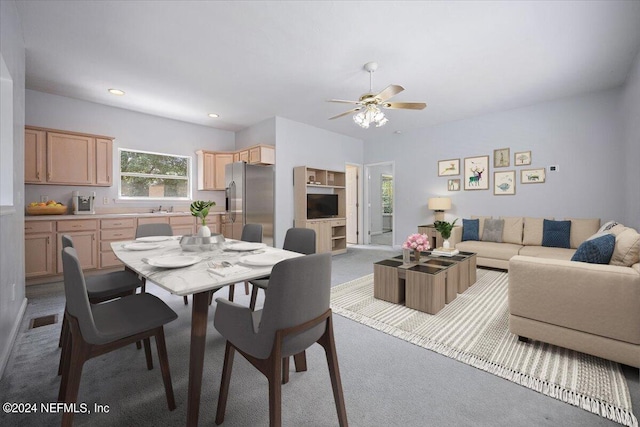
[
  {"left": 383, "top": 102, "right": 427, "bottom": 110},
  {"left": 374, "top": 84, "right": 404, "bottom": 102},
  {"left": 327, "top": 99, "right": 361, "bottom": 104},
  {"left": 329, "top": 108, "right": 361, "bottom": 120}
]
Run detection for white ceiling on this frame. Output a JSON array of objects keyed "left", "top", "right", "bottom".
[{"left": 16, "top": 1, "right": 640, "bottom": 139}]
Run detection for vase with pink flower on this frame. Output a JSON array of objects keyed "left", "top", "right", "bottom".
[{"left": 403, "top": 233, "right": 430, "bottom": 263}]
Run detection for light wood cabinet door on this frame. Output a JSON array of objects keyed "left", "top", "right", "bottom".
[
  {"left": 47, "top": 132, "right": 95, "bottom": 185},
  {"left": 249, "top": 145, "right": 275, "bottom": 165},
  {"left": 95, "top": 138, "right": 113, "bottom": 186},
  {"left": 201, "top": 152, "right": 215, "bottom": 190},
  {"left": 25, "top": 128, "right": 46, "bottom": 183},
  {"left": 57, "top": 231, "right": 98, "bottom": 273},
  {"left": 25, "top": 234, "right": 55, "bottom": 277},
  {"left": 306, "top": 220, "right": 332, "bottom": 254},
  {"left": 239, "top": 150, "right": 249, "bottom": 163},
  {"left": 214, "top": 153, "right": 234, "bottom": 190}
]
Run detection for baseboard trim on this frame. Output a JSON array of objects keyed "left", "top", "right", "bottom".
[{"left": 0, "top": 297, "right": 27, "bottom": 380}]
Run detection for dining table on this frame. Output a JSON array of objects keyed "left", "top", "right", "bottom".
[{"left": 111, "top": 236, "right": 302, "bottom": 426}]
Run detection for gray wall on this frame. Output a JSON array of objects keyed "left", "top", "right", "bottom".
[
  {"left": 0, "top": 0, "right": 27, "bottom": 379},
  {"left": 274, "top": 117, "right": 363, "bottom": 246},
  {"left": 364, "top": 89, "right": 626, "bottom": 246},
  {"left": 25, "top": 90, "right": 236, "bottom": 210},
  {"left": 621, "top": 49, "right": 640, "bottom": 231},
  {"left": 235, "top": 117, "right": 276, "bottom": 149}
]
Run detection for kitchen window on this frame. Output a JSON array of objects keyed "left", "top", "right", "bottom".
[{"left": 119, "top": 148, "right": 191, "bottom": 200}]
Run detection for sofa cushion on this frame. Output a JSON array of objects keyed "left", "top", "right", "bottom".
[
  {"left": 482, "top": 219, "right": 504, "bottom": 243},
  {"left": 518, "top": 246, "right": 576, "bottom": 261},
  {"left": 609, "top": 227, "right": 640, "bottom": 267},
  {"left": 523, "top": 217, "right": 551, "bottom": 246},
  {"left": 471, "top": 215, "right": 492, "bottom": 239},
  {"left": 598, "top": 220, "right": 620, "bottom": 233},
  {"left": 567, "top": 218, "right": 601, "bottom": 249},
  {"left": 571, "top": 234, "right": 615, "bottom": 264},
  {"left": 462, "top": 219, "right": 479, "bottom": 241},
  {"left": 455, "top": 241, "right": 521, "bottom": 260},
  {"left": 542, "top": 219, "right": 571, "bottom": 249},
  {"left": 500, "top": 216, "right": 524, "bottom": 245}
]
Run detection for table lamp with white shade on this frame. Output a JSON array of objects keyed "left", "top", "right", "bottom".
[{"left": 428, "top": 197, "right": 451, "bottom": 223}]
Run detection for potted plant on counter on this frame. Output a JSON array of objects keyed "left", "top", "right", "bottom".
[
  {"left": 190, "top": 200, "right": 216, "bottom": 237},
  {"left": 433, "top": 218, "right": 458, "bottom": 249}
]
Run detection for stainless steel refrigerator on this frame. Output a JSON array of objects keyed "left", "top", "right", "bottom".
[{"left": 224, "top": 162, "right": 274, "bottom": 246}]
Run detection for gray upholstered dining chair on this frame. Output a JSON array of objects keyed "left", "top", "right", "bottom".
[
  {"left": 213, "top": 253, "right": 347, "bottom": 427},
  {"left": 58, "top": 234, "right": 143, "bottom": 374},
  {"left": 135, "top": 223, "right": 189, "bottom": 305},
  {"left": 228, "top": 223, "right": 263, "bottom": 301},
  {"left": 58, "top": 247, "right": 178, "bottom": 427},
  {"left": 248, "top": 227, "right": 316, "bottom": 310}
]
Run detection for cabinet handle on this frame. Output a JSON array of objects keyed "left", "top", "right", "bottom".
[
  {"left": 36, "top": 171, "right": 40, "bottom": 179},
  {"left": 72, "top": 225, "right": 80, "bottom": 228},
  {"left": 47, "top": 236, "right": 50, "bottom": 244},
  {"left": 47, "top": 172, "right": 51, "bottom": 180},
  {"left": 92, "top": 235, "right": 95, "bottom": 241},
  {"left": 114, "top": 233, "right": 122, "bottom": 237},
  {"left": 113, "top": 222, "right": 122, "bottom": 226}
]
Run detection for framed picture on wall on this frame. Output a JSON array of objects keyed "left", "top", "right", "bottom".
[
  {"left": 494, "top": 170, "right": 516, "bottom": 195},
  {"left": 493, "top": 148, "right": 510, "bottom": 168},
  {"left": 438, "top": 159, "right": 460, "bottom": 176},
  {"left": 514, "top": 151, "right": 532, "bottom": 166},
  {"left": 448, "top": 179, "right": 460, "bottom": 191},
  {"left": 464, "top": 155, "right": 490, "bottom": 190},
  {"left": 521, "top": 168, "right": 546, "bottom": 184}
]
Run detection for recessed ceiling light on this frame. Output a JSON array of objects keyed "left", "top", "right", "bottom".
[
  {"left": 108, "top": 88, "right": 125, "bottom": 96},
  {"left": 208, "top": 113, "right": 219, "bottom": 118}
]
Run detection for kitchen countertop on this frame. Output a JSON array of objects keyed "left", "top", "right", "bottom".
[{"left": 24, "top": 211, "right": 225, "bottom": 221}]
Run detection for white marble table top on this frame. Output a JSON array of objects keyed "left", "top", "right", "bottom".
[{"left": 111, "top": 238, "right": 302, "bottom": 296}]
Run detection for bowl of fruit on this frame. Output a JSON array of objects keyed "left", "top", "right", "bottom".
[{"left": 26, "top": 200, "right": 68, "bottom": 215}]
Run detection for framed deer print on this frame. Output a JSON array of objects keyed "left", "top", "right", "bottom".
[
  {"left": 464, "top": 155, "right": 489, "bottom": 190},
  {"left": 521, "top": 168, "right": 546, "bottom": 184},
  {"left": 438, "top": 158, "right": 460, "bottom": 176}
]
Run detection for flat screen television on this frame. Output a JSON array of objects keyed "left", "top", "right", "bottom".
[{"left": 307, "top": 194, "right": 338, "bottom": 219}]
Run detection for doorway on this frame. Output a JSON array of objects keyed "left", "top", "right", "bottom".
[{"left": 364, "top": 162, "right": 394, "bottom": 247}]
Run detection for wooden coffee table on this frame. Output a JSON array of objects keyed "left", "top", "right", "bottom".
[{"left": 373, "top": 251, "right": 477, "bottom": 315}]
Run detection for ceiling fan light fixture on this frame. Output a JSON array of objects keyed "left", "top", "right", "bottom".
[
  {"left": 353, "top": 104, "right": 387, "bottom": 129},
  {"left": 108, "top": 88, "right": 125, "bottom": 96}
]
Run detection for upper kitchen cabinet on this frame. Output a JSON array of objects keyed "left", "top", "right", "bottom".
[
  {"left": 248, "top": 144, "right": 275, "bottom": 165},
  {"left": 24, "top": 126, "right": 114, "bottom": 187},
  {"left": 196, "top": 150, "right": 233, "bottom": 191},
  {"left": 196, "top": 144, "right": 275, "bottom": 191}
]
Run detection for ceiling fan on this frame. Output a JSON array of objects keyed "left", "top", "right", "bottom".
[{"left": 328, "top": 62, "right": 426, "bottom": 128}]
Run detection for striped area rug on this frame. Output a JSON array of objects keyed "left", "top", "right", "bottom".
[{"left": 330, "top": 269, "right": 637, "bottom": 427}]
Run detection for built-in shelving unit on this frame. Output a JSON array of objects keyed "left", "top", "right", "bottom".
[{"left": 293, "top": 166, "right": 347, "bottom": 255}]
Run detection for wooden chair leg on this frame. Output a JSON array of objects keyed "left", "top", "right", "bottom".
[
  {"left": 155, "top": 327, "right": 176, "bottom": 411},
  {"left": 228, "top": 284, "right": 235, "bottom": 302},
  {"left": 249, "top": 286, "right": 258, "bottom": 310},
  {"left": 58, "top": 314, "right": 71, "bottom": 376},
  {"left": 244, "top": 281, "right": 250, "bottom": 295},
  {"left": 183, "top": 296, "right": 189, "bottom": 305},
  {"left": 215, "top": 341, "right": 235, "bottom": 425},
  {"left": 60, "top": 326, "right": 90, "bottom": 427},
  {"left": 318, "top": 316, "right": 348, "bottom": 427},
  {"left": 268, "top": 352, "right": 283, "bottom": 427},
  {"left": 143, "top": 337, "right": 153, "bottom": 370},
  {"left": 293, "top": 351, "right": 307, "bottom": 372},
  {"left": 282, "top": 357, "right": 290, "bottom": 384}
]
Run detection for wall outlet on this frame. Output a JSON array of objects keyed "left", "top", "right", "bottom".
[
  {"left": 40, "top": 195, "right": 49, "bottom": 202},
  {"left": 103, "top": 197, "right": 109, "bottom": 204},
  {"left": 549, "top": 165, "right": 559, "bottom": 172}
]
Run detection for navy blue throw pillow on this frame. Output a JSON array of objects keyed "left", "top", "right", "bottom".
[
  {"left": 542, "top": 219, "right": 571, "bottom": 248},
  {"left": 571, "top": 234, "right": 615, "bottom": 264},
  {"left": 462, "top": 219, "right": 479, "bottom": 241}
]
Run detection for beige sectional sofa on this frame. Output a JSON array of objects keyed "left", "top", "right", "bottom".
[
  {"left": 450, "top": 216, "right": 640, "bottom": 367},
  {"left": 449, "top": 216, "right": 600, "bottom": 270}
]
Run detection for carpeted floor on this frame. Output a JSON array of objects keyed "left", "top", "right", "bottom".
[
  {"left": 1, "top": 246, "right": 638, "bottom": 426},
  {"left": 330, "top": 270, "right": 637, "bottom": 427}
]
